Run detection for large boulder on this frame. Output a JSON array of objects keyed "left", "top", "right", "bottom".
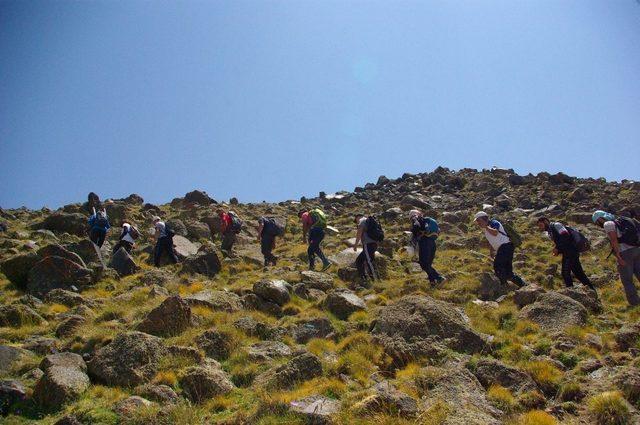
[
  {"left": 88, "top": 332, "right": 167, "bottom": 387},
  {"left": 518, "top": 292, "right": 588, "bottom": 333},
  {"left": 254, "top": 351, "right": 323, "bottom": 390},
  {"left": 184, "top": 190, "right": 215, "bottom": 206},
  {"left": 300, "top": 271, "right": 334, "bottom": 291},
  {"left": 179, "top": 365, "right": 234, "bottom": 403},
  {"left": 324, "top": 290, "right": 366, "bottom": 320},
  {"left": 44, "top": 289, "right": 91, "bottom": 308},
  {"left": 247, "top": 341, "right": 292, "bottom": 361},
  {"left": 181, "top": 247, "right": 222, "bottom": 277},
  {"left": 65, "top": 239, "right": 111, "bottom": 265},
  {"left": 35, "top": 213, "right": 87, "bottom": 237},
  {"left": 110, "top": 247, "right": 139, "bottom": 277},
  {"left": 0, "top": 304, "right": 45, "bottom": 327},
  {"left": 470, "top": 358, "right": 537, "bottom": 393},
  {"left": 33, "top": 353, "right": 89, "bottom": 411},
  {"left": 0, "top": 380, "right": 27, "bottom": 415},
  {"left": 557, "top": 286, "right": 602, "bottom": 313},
  {"left": 478, "top": 272, "right": 517, "bottom": 301},
  {"left": 513, "top": 284, "right": 546, "bottom": 307},
  {"left": 196, "top": 329, "right": 234, "bottom": 360},
  {"left": 172, "top": 235, "right": 199, "bottom": 259},
  {"left": 371, "top": 295, "right": 487, "bottom": 354},
  {"left": 0, "top": 253, "right": 40, "bottom": 288},
  {"left": 292, "top": 318, "right": 335, "bottom": 344},
  {"left": 0, "top": 345, "right": 34, "bottom": 373},
  {"left": 26, "top": 256, "right": 93, "bottom": 297},
  {"left": 38, "top": 245, "right": 86, "bottom": 267},
  {"left": 136, "top": 296, "right": 192, "bottom": 337},
  {"left": 253, "top": 280, "right": 291, "bottom": 306},
  {"left": 56, "top": 315, "right": 86, "bottom": 338}
]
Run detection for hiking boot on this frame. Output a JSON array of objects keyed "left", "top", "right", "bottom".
[
  {"left": 321, "top": 262, "right": 331, "bottom": 272},
  {"left": 430, "top": 276, "right": 446, "bottom": 287}
]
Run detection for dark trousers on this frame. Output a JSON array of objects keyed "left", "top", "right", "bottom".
[
  {"left": 356, "top": 243, "right": 378, "bottom": 281},
  {"left": 261, "top": 234, "right": 277, "bottom": 266},
  {"left": 154, "top": 236, "right": 178, "bottom": 266},
  {"left": 418, "top": 236, "right": 441, "bottom": 282},
  {"left": 90, "top": 228, "right": 106, "bottom": 248},
  {"left": 112, "top": 240, "right": 133, "bottom": 254},
  {"left": 308, "top": 227, "right": 329, "bottom": 269},
  {"left": 494, "top": 242, "right": 525, "bottom": 287},
  {"left": 221, "top": 230, "right": 236, "bottom": 255},
  {"left": 561, "top": 250, "right": 595, "bottom": 290}
]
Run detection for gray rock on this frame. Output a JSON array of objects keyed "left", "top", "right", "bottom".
[
  {"left": 181, "top": 247, "right": 222, "bottom": 277},
  {"left": 33, "top": 362, "right": 90, "bottom": 411},
  {"left": 247, "top": 341, "right": 292, "bottom": 361},
  {"left": 44, "top": 289, "right": 91, "bottom": 308},
  {"left": 38, "top": 245, "right": 86, "bottom": 267},
  {"left": 179, "top": 365, "right": 234, "bottom": 403},
  {"left": 324, "top": 290, "right": 366, "bottom": 320},
  {"left": 35, "top": 213, "right": 87, "bottom": 237},
  {"left": 518, "top": 292, "right": 588, "bottom": 333},
  {"left": 184, "top": 290, "right": 243, "bottom": 312},
  {"left": 254, "top": 352, "right": 322, "bottom": 390},
  {"left": 0, "top": 304, "right": 45, "bottom": 327},
  {"left": 0, "top": 380, "right": 27, "bottom": 415},
  {"left": 196, "top": 329, "right": 234, "bottom": 360},
  {"left": 114, "top": 396, "right": 154, "bottom": 416},
  {"left": 371, "top": 295, "right": 487, "bottom": 354},
  {"left": 292, "top": 318, "right": 335, "bottom": 344},
  {"left": 513, "top": 284, "right": 546, "bottom": 307},
  {"left": 615, "top": 323, "right": 640, "bottom": 352},
  {"left": 56, "top": 315, "right": 86, "bottom": 338},
  {"left": 88, "top": 331, "right": 167, "bottom": 387},
  {"left": 557, "top": 286, "right": 601, "bottom": 313},
  {"left": 471, "top": 358, "right": 537, "bottom": 393},
  {"left": 290, "top": 395, "right": 340, "bottom": 423},
  {"left": 478, "top": 272, "right": 517, "bottom": 301},
  {"left": 253, "top": 279, "right": 291, "bottom": 306},
  {"left": 110, "top": 247, "right": 139, "bottom": 277},
  {"left": 134, "top": 384, "right": 179, "bottom": 404},
  {"left": 0, "top": 345, "right": 33, "bottom": 373},
  {"left": 40, "top": 353, "right": 86, "bottom": 372},
  {"left": 26, "top": 256, "right": 93, "bottom": 297},
  {"left": 0, "top": 253, "right": 40, "bottom": 288},
  {"left": 137, "top": 295, "right": 192, "bottom": 337},
  {"left": 354, "top": 381, "right": 418, "bottom": 418},
  {"left": 300, "top": 271, "right": 334, "bottom": 291}
]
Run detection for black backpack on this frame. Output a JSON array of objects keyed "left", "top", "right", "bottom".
[
  {"left": 228, "top": 212, "right": 243, "bottom": 233},
  {"left": 164, "top": 223, "right": 176, "bottom": 239},
  {"left": 94, "top": 213, "right": 109, "bottom": 230},
  {"left": 365, "top": 216, "right": 384, "bottom": 242},
  {"left": 615, "top": 217, "right": 640, "bottom": 246},
  {"left": 567, "top": 226, "right": 591, "bottom": 253},
  {"left": 262, "top": 217, "right": 285, "bottom": 237}
]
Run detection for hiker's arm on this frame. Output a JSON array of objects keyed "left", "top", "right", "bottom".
[
  {"left": 607, "top": 231, "right": 625, "bottom": 266},
  {"left": 257, "top": 223, "right": 263, "bottom": 241},
  {"left": 485, "top": 227, "right": 499, "bottom": 236},
  {"left": 302, "top": 222, "right": 310, "bottom": 242},
  {"left": 354, "top": 227, "right": 363, "bottom": 251}
]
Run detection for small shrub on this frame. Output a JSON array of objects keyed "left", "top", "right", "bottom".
[
  {"left": 523, "top": 361, "right": 562, "bottom": 394},
  {"left": 588, "top": 391, "right": 630, "bottom": 425},
  {"left": 516, "top": 410, "right": 558, "bottom": 425},
  {"left": 558, "top": 381, "right": 584, "bottom": 402},
  {"left": 518, "top": 390, "right": 546, "bottom": 410},
  {"left": 487, "top": 384, "right": 517, "bottom": 413}
]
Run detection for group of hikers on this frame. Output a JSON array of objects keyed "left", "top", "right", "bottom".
[{"left": 83, "top": 192, "right": 640, "bottom": 307}]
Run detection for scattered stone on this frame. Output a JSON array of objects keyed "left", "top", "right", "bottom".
[
  {"left": 26, "top": 256, "right": 93, "bottom": 297},
  {"left": 33, "top": 354, "right": 90, "bottom": 410},
  {"left": 179, "top": 365, "right": 234, "bottom": 403},
  {"left": 182, "top": 247, "right": 222, "bottom": 277},
  {"left": 247, "top": 341, "right": 292, "bottom": 361},
  {"left": 253, "top": 279, "right": 291, "bottom": 306},
  {"left": 114, "top": 396, "right": 154, "bottom": 416},
  {"left": 254, "top": 352, "right": 323, "bottom": 390},
  {"left": 354, "top": 381, "right": 418, "bottom": 418},
  {"left": 110, "top": 247, "right": 139, "bottom": 277},
  {"left": 518, "top": 292, "right": 588, "bottom": 333},
  {"left": 56, "top": 315, "right": 86, "bottom": 338},
  {"left": 513, "top": 284, "right": 546, "bottom": 307},
  {"left": 290, "top": 395, "right": 340, "bottom": 423},
  {"left": 471, "top": 358, "right": 537, "bottom": 393},
  {"left": 134, "top": 384, "right": 179, "bottom": 404},
  {"left": 184, "top": 290, "right": 243, "bottom": 312},
  {"left": 557, "top": 286, "right": 602, "bottom": 313},
  {"left": 292, "top": 318, "right": 335, "bottom": 344},
  {"left": 324, "top": 289, "right": 366, "bottom": 320},
  {"left": 0, "top": 304, "right": 45, "bottom": 327},
  {"left": 44, "top": 289, "right": 90, "bottom": 308},
  {"left": 0, "top": 380, "right": 27, "bottom": 415},
  {"left": 300, "top": 271, "right": 334, "bottom": 291},
  {"left": 478, "top": 272, "right": 517, "bottom": 301},
  {"left": 137, "top": 295, "right": 192, "bottom": 337},
  {"left": 196, "top": 329, "right": 234, "bottom": 360},
  {"left": 0, "top": 253, "right": 41, "bottom": 288}
]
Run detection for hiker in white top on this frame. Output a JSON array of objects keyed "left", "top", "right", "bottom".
[
  {"left": 153, "top": 216, "right": 178, "bottom": 267},
  {"left": 474, "top": 211, "right": 525, "bottom": 287},
  {"left": 112, "top": 222, "right": 138, "bottom": 254},
  {"left": 592, "top": 210, "right": 640, "bottom": 306}
]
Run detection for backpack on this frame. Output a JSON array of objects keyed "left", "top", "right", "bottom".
[
  {"left": 418, "top": 216, "right": 440, "bottom": 235},
  {"left": 310, "top": 209, "right": 327, "bottom": 229},
  {"left": 365, "top": 216, "right": 384, "bottom": 242},
  {"left": 567, "top": 226, "right": 590, "bottom": 253},
  {"left": 94, "top": 212, "right": 109, "bottom": 230},
  {"left": 615, "top": 217, "right": 640, "bottom": 247},
  {"left": 228, "top": 212, "right": 243, "bottom": 234},
  {"left": 262, "top": 217, "right": 285, "bottom": 237},
  {"left": 128, "top": 225, "right": 140, "bottom": 240},
  {"left": 164, "top": 223, "right": 176, "bottom": 239},
  {"left": 495, "top": 220, "right": 522, "bottom": 248}
]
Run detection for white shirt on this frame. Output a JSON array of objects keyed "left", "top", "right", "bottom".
[
  {"left": 155, "top": 221, "right": 167, "bottom": 238},
  {"left": 484, "top": 220, "right": 511, "bottom": 251},
  {"left": 603, "top": 220, "right": 634, "bottom": 252},
  {"left": 122, "top": 223, "right": 135, "bottom": 244}
]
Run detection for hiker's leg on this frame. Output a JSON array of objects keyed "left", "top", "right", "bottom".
[
  {"left": 89, "top": 228, "right": 99, "bottom": 245},
  {"left": 424, "top": 237, "right": 441, "bottom": 281},
  {"left": 98, "top": 230, "right": 106, "bottom": 248},
  {"left": 356, "top": 249, "right": 367, "bottom": 280},
  {"left": 561, "top": 253, "right": 574, "bottom": 287},
  {"left": 112, "top": 241, "right": 122, "bottom": 254},
  {"left": 493, "top": 244, "right": 509, "bottom": 284},
  {"left": 417, "top": 238, "right": 430, "bottom": 274},
  {"left": 221, "top": 231, "right": 235, "bottom": 254},
  {"left": 153, "top": 241, "right": 162, "bottom": 267},
  {"left": 632, "top": 248, "right": 640, "bottom": 283},
  {"left": 314, "top": 228, "right": 329, "bottom": 266},
  {"left": 364, "top": 242, "right": 378, "bottom": 280},
  {"left": 124, "top": 241, "right": 133, "bottom": 253},
  {"left": 618, "top": 249, "right": 640, "bottom": 306},
  {"left": 163, "top": 238, "right": 178, "bottom": 264},
  {"left": 571, "top": 253, "right": 595, "bottom": 290}
]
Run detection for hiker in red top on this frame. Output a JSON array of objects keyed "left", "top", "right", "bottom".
[{"left": 218, "top": 208, "right": 242, "bottom": 256}]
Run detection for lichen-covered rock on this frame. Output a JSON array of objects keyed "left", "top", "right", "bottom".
[
  {"left": 253, "top": 279, "right": 291, "bottom": 306},
  {"left": 26, "top": 256, "right": 93, "bottom": 297},
  {"left": 0, "top": 304, "right": 45, "bottom": 327},
  {"left": 110, "top": 247, "right": 139, "bottom": 277},
  {"left": 179, "top": 365, "right": 234, "bottom": 403},
  {"left": 0, "top": 253, "right": 40, "bottom": 288},
  {"left": 254, "top": 352, "right": 322, "bottom": 390},
  {"left": 88, "top": 332, "right": 167, "bottom": 387},
  {"left": 518, "top": 292, "right": 588, "bottom": 333},
  {"left": 33, "top": 354, "right": 89, "bottom": 411},
  {"left": 513, "top": 284, "right": 546, "bottom": 307},
  {"left": 196, "top": 329, "right": 234, "bottom": 360},
  {"left": 470, "top": 358, "right": 537, "bottom": 393},
  {"left": 324, "top": 289, "right": 366, "bottom": 320},
  {"left": 137, "top": 295, "right": 192, "bottom": 337}
]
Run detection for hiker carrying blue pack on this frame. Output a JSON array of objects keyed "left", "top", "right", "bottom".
[
  {"left": 410, "top": 210, "right": 445, "bottom": 285},
  {"left": 218, "top": 208, "right": 242, "bottom": 256},
  {"left": 474, "top": 211, "right": 525, "bottom": 287},
  {"left": 153, "top": 216, "right": 178, "bottom": 266},
  {"left": 592, "top": 210, "right": 640, "bottom": 306},
  {"left": 300, "top": 208, "right": 330, "bottom": 271},
  {"left": 537, "top": 216, "right": 595, "bottom": 292},
  {"left": 88, "top": 209, "right": 110, "bottom": 248}
]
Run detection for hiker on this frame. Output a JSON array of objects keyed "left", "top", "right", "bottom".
[
  {"left": 410, "top": 210, "right": 445, "bottom": 285},
  {"left": 474, "top": 211, "right": 525, "bottom": 287},
  {"left": 218, "top": 208, "right": 242, "bottom": 256},
  {"left": 537, "top": 217, "right": 596, "bottom": 292},
  {"left": 299, "top": 208, "right": 330, "bottom": 271},
  {"left": 88, "top": 209, "right": 110, "bottom": 248},
  {"left": 353, "top": 214, "right": 383, "bottom": 283},
  {"left": 87, "top": 192, "right": 101, "bottom": 211},
  {"left": 153, "top": 216, "right": 178, "bottom": 266},
  {"left": 592, "top": 210, "right": 640, "bottom": 306},
  {"left": 112, "top": 221, "right": 139, "bottom": 254},
  {"left": 257, "top": 216, "right": 282, "bottom": 267}
]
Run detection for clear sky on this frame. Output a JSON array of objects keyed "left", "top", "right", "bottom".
[{"left": 1, "top": 0, "right": 639, "bottom": 209}]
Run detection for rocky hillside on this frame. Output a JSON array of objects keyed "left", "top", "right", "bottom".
[{"left": 1, "top": 167, "right": 640, "bottom": 425}]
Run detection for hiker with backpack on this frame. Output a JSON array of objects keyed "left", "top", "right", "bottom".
[
  {"left": 88, "top": 209, "right": 110, "bottom": 248},
  {"left": 354, "top": 214, "right": 383, "bottom": 283},
  {"left": 592, "top": 210, "right": 640, "bottom": 306},
  {"left": 218, "top": 208, "right": 242, "bottom": 256},
  {"left": 410, "top": 210, "right": 445, "bottom": 285},
  {"left": 112, "top": 221, "right": 139, "bottom": 254},
  {"left": 153, "top": 216, "right": 178, "bottom": 266},
  {"left": 299, "top": 208, "right": 331, "bottom": 271},
  {"left": 537, "top": 217, "right": 596, "bottom": 292},
  {"left": 474, "top": 211, "right": 526, "bottom": 287},
  {"left": 257, "top": 216, "right": 283, "bottom": 267}
]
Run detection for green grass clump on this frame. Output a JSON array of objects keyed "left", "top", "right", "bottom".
[
  {"left": 514, "top": 410, "right": 558, "bottom": 425},
  {"left": 486, "top": 384, "right": 517, "bottom": 413},
  {"left": 588, "top": 391, "right": 630, "bottom": 425}
]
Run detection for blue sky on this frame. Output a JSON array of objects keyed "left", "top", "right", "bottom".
[{"left": 1, "top": 0, "right": 639, "bottom": 209}]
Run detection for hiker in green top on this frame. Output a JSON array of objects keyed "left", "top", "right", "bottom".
[{"left": 299, "top": 208, "right": 330, "bottom": 271}]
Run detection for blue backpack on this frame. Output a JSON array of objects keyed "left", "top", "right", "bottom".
[{"left": 419, "top": 217, "right": 440, "bottom": 235}]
